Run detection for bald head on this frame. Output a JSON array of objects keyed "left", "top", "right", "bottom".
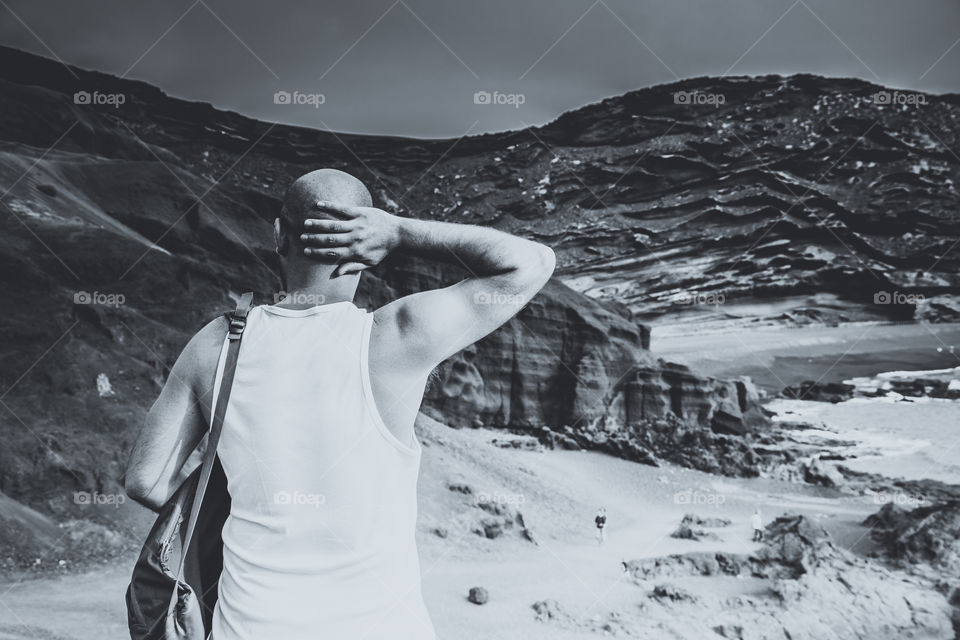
[{"left": 280, "top": 168, "right": 372, "bottom": 229}]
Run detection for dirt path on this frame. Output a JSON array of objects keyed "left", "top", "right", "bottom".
[{"left": 0, "top": 564, "right": 130, "bottom": 640}]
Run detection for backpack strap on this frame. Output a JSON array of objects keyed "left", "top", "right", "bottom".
[{"left": 173, "top": 292, "right": 254, "bottom": 584}]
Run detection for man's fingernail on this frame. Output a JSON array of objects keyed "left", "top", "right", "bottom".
[
  {"left": 300, "top": 234, "right": 308, "bottom": 241},
  {"left": 315, "top": 200, "right": 328, "bottom": 208}
]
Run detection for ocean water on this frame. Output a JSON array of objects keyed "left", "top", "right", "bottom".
[
  {"left": 767, "top": 368, "right": 960, "bottom": 485},
  {"left": 746, "top": 348, "right": 960, "bottom": 394}
]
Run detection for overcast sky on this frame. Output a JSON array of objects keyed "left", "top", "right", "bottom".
[{"left": 1, "top": 0, "right": 958, "bottom": 138}]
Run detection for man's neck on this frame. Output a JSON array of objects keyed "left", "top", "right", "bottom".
[{"left": 278, "top": 261, "right": 358, "bottom": 309}]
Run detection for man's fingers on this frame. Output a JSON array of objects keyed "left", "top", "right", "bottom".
[
  {"left": 314, "top": 200, "right": 359, "bottom": 219},
  {"left": 333, "top": 262, "right": 368, "bottom": 277},
  {"left": 302, "top": 247, "right": 368, "bottom": 274},
  {"left": 302, "top": 219, "right": 352, "bottom": 233},
  {"left": 300, "top": 233, "right": 352, "bottom": 247},
  {"left": 303, "top": 247, "right": 349, "bottom": 260}
]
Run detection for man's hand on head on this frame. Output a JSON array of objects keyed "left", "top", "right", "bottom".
[
  {"left": 300, "top": 201, "right": 401, "bottom": 276},
  {"left": 301, "top": 201, "right": 556, "bottom": 375}
]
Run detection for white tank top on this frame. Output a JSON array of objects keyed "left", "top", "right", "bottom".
[{"left": 210, "top": 301, "right": 435, "bottom": 640}]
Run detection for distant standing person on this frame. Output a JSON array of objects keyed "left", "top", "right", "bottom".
[
  {"left": 595, "top": 507, "right": 607, "bottom": 545},
  {"left": 752, "top": 508, "right": 764, "bottom": 542}
]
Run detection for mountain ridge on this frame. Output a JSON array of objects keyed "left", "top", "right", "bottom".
[{"left": 3, "top": 44, "right": 958, "bottom": 144}]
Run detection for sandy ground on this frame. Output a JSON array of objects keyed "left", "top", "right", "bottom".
[{"left": 0, "top": 418, "right": 882, "bottom": 640}]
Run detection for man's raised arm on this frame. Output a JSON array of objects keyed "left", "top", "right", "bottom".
[{"left": 301, "top": 202, "right": 555, "bottom": 374}]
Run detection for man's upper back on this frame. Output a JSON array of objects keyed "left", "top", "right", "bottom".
[
  {"left": 187, "top": 301, "right": 426, "bottom": 451},
  {"left": 201, "top": 302, "right": 432, "bottom": 638},
  {"left": 212, "top": 301, "right": 423, "bottom": 503}
]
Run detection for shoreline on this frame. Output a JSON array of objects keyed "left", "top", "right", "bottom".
[{"left": 651, "top": 320, "right": 960, "bottom": 393}]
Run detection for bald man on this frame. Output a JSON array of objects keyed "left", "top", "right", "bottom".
[{"left": 124, "top": 169, "right": 555, "bottom": 639}]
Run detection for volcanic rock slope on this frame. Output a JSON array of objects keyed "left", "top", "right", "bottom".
[
  {"left": 0, "top": 45, "right": 955, "bottom": 516},
  {"left": 549, "top": 80, "right": 960, "bottom": 323}
]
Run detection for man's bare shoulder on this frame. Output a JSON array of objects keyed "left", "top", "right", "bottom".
[
  {"left": 370, "top": 296, "right": 413, "bottom": 334},
  {"left": 172, "top": 315, "right": 228, "bottom": 395},
  {"left": 369, "top": 297, "right": 424, "bottom": 365}
]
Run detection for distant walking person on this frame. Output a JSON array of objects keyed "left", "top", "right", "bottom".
[
  {"left": 595, "top": 507, "right": 607, "bottom": 545},
  {"left": 124, "top": 169, "right": 555, "bottom": 639},
  {"left": 752, "top": 508, "right": 764, "bottom": 542}
]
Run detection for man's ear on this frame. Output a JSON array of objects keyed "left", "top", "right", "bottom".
[{"left": 274, "top": 217, "right": 290, "bottom": 255}]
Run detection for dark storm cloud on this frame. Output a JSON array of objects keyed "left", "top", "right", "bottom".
[{"left": 1, "top": 0, "right": 957, "bottom": 137}]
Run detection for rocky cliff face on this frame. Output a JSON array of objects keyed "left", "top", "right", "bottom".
[
  {"left": 363, "top": 256, "right": 771, "bottom": 474},
  {"left": 362, "top": 256, "right": 654, "bottom": 432}
]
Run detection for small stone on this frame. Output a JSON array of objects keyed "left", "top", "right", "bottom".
[
  {"left": 97, "top": 373, "right": 116, "bottom": 397},
  {"left": 447, "top": 482, "right": 472, "bottom": 495},
  {"left": 651, "top": 583, "right": 698, "bottom": 603},
  {"left": 532, "top": 599, "right": 563, "bottom": 621},
  {"left": 467, "top": 586, "right": 488, "bottom": 605},
  {"left": 481, "top": 521, "right": 503, "bottom": 539},
  {"left": 522, "top": 527, "right": 538, "bottom": 545}
]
